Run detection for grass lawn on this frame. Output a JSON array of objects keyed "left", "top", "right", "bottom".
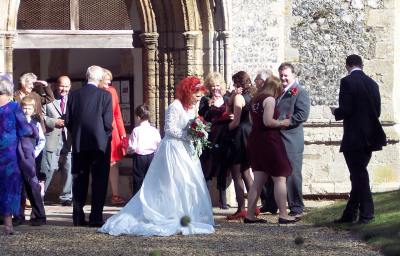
[{"left": 303, "top": 190, "right": 400, "bottom": 256}]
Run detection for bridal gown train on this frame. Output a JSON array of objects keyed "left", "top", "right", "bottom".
[{"left": 99, "top": 99, "right": 215, "bottom": 236}]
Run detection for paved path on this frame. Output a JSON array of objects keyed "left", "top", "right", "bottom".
[{"left": 0, "top": 201, "right": 381, "bottom": 256}]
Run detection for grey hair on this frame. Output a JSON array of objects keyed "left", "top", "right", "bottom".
[
  {"left": 0, "top": 73, "right": 14, "bottom": 96},
  {"left": 86, "top": 65, "right": 104, "bottom": 86},
  {"left": 19, "top": 72, "right": 37, "bottom": 85},
  {"left": 256, "top": 69, "right": 273, "bottom": 82}
]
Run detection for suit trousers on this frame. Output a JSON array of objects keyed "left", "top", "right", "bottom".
[
  {"left": 259, "top": 177, "right": 277, "bottom": 212},
  {"left": 286, "top": 152, "right": 304, "bottom": 214},
  {"left": 132, "top": 153, "right": 154, "bottom": 196},
  {"left": 72, "top": 147, "right": 110, "bottom": 224},
  {"left": 17, "top": 164, "right": 46, "bottom": 221},
  {"left": 41, "top": 137, "right": 72, "bottom": 202},
  {"left": 342, "top": 150, "right": 374, "bottom": 221}
]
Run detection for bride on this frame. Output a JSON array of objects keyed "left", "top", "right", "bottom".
[{"left": 99, "top": 76, "right": 215, "bottom": 236}]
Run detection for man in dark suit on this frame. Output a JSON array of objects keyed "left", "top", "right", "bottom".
[
  {"left": 332, "top": 54, "right": 386, "bottom": 225},
  {"left": 65, "top": 65, "right": 113, "bottom": 227}
]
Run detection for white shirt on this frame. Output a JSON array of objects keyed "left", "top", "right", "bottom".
[
  {"left": 277, "top": 81, "right": 296, "bottom": 104},
  {"left": 127, "top": 120, "right": 161, "bottom": 155}
]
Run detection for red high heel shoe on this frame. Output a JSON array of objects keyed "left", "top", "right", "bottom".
[
  {"left": 226, "top": 209, "right": 247, "bottom": 220},
  {"left": 255, "top": 207, "right": 261, "bottom": 216}
]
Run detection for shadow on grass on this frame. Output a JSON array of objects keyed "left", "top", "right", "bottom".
[{"left": 303, "top": 190, "right": 400, "bottom": 256}]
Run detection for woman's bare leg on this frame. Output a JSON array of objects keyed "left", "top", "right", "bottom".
[
  {"left": 231, "top": 164, "right": 246, "bottom": 211},
  {"left": 272, "top": 176, "right": 294, "bottom": 220},
  {"left": 109, "top": 162, "right": 120, "bottom": 196},
  {"left": 246, "top": 171, "right": 268, "bottom": 219}
]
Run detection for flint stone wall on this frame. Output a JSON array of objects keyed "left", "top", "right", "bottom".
[{"left": 231, "top": 0, "right": 400, "bottom": 195}]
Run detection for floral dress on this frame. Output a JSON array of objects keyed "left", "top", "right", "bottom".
[{"left": 0, "top": 101, "right": 34, "bottom": 216}]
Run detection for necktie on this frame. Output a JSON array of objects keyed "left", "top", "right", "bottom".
[{"left": 60, "top": 96, "right": 65, "bottom": 114}]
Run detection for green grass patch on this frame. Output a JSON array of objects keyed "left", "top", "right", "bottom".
[{"left": 304, "top": 190, "right": 400, "bottom": 256}]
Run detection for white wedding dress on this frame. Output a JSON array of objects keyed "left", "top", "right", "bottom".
[{"left": 99, "top": 99, "right": 215, "bottom": 236}]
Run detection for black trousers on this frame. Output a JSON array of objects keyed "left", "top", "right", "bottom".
[
  {"left": 72, "top": 147, "right": 110, "bottom": 224},
  {"left": 18, "top": 175, "right": 46, "bottom": 221},
  {"left": 342, "top": 150, "right": 374, "bottom": 221},
  {"left": 132, "top": 153, "right": 154, "bottom": 196}
]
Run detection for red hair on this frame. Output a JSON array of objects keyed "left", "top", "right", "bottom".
[{"left": 175, "top": 76, "right": 205, "bottom": 110}]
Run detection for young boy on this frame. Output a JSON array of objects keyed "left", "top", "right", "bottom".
[
  {"left": 127, "top": 104, "right": 161, "bottom": 196},
  {"left": 14, "top": 96, "right": 47, "bottom": 226}
]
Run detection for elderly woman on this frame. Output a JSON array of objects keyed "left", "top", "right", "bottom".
[
  {"left": 14, "top": 73, "right": 54, "bottom": 118},
  {"left": 0, "top": 74, "right": 36, "bottom": 235}
]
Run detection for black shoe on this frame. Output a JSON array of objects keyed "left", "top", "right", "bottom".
[
  {"left": 12, "top": 218, "right": 25, "bottom": 226},
  {"left": 30, "top": 218, "right": 46, "bottom": 226},
  {"left": 288, "top": 211, "right": 302, "bottom": 217},
  {"left": 89, "top": 221, "right": 105, "bottom": 228},
  {"left": 354, "top": 218, "right": 373, "bottom": 225},
  {"left": 73, "top": 214, "right": 88, "bottom": 227},
  {"left": 220, "top": 204, "right": 230, "bottom": 210},
  {"left": 260, "top": 206, "right": 278, "bottom": 214},
  {"left": 278, "top": 217, "right": 300, "bottom": 225},
  {"left": 244, "top": 217, "right": 268, "bottom": 224},
  {"left": 61, "top": 200, "right": 72, "bottom": 206},
  {"left": 333, "top": 217, "right": 357, "bottom": 224}
]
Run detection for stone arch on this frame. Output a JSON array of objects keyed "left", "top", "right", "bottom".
[{"left": 0, "top": 0, "right": 232, "bottom": 128}]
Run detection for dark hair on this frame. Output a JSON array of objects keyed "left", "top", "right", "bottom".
[
  {"left": 232, "top": 71, "right": 251, "bottom": 88},
  {"left": 135, "top": 104, "right": 150, "bottom": 120},
  {"left": 346, "top": 54, "right": 363, "bottom": 68},
  {"left": 278, "top": 62, "right": 295, "bottom": 73}
]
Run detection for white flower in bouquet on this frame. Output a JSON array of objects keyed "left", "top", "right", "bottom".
[{"left": 187, "top": 117, "right": 211, "bottom": 157}]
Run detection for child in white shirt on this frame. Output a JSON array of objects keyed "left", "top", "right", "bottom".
[{"left": 127, "top": 104, "right": 161, "bottom": 196}]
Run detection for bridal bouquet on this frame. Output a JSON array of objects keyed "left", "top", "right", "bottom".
[{"left": 187, "top": 117, "right": 211, "bottom": 157}]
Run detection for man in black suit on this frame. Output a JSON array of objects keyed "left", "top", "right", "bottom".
[
  {"left": 331, "top": 54, "right": 386, "bottom": 225},
  {"left": 65, "top": 65, "right": 113, "bottom": 227}
]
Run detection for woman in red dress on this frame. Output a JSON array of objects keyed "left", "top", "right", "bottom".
[
  {"left": 245, "top": 76, "right": 299, "bottom": 224},
  {"left": 100, "top": 69, "right": 127, "bottom": 205}
]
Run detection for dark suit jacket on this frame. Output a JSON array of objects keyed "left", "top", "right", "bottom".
[
  {"left": 334, "top": 70, "right": 386, "bottom": 152},
  {"left": 65, "top": 83, "right": 113, "bottom": 154}
]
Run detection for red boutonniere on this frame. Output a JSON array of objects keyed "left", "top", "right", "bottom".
[{"left": 288, "top": 87, "right": 299, "bottom": 96}]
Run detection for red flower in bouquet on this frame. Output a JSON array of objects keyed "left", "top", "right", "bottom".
[
  {"left": 289, "top": 87, "right": 299, "bottom": 96},
  {"left": 187, "top": 117, "right": 211, "bottom": 157}
]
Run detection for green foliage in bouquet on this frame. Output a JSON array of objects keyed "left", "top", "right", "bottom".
[{"left": 187, "top": 117, "right": 211, "bottom": 157}]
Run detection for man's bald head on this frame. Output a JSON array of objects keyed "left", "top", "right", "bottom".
[{"left": 57, "top": 75, "right": 71, "bottom": 97}]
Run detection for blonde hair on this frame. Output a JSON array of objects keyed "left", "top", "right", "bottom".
[
  {"left": 204, "top": 72, "right": 226, "bottom": 95},
  {"left": 102, "top": 68, "right": 113, "bottom": 81},
  {"left": 20, "top": 95, "right": 36, "bottom": 108}
]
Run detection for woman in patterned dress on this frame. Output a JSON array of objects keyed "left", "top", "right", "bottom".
[{"left": 0, "top": 74, "right": 36, "bottom": 235}]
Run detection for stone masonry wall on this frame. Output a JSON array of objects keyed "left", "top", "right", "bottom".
[{"left": 231, "top": 0, "right": 400, "bottom": 195}]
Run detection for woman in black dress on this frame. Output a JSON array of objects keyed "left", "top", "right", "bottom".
[
  {"left": 245, "top": 76, "right": 299, "bottom": 224},
  {"left": 225, "top": 71, "right": 256, "bottom": 220},
  {"left": 198, "top": 72, "right": 231, "bottom": 209}
]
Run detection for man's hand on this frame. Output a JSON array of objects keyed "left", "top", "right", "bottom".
[
  {"left": 330, "top": 106, "right": 336, "bottom": 115},
  {"left": 55, "top": 118, "right": 65, "bottom": 128},
  {"left": 36, "top": 80, "right": 48, "bottom": 87}
]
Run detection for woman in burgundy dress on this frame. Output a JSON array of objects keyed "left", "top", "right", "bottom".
[{"left": 245, "top": 76, "right": 299, "bottom": 224}]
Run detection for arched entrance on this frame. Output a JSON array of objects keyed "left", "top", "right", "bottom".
[
  {"left": 0, "top": 0, "right": 232, "bottom": 204},
  {"left": 1, "top": 0, "right": 232, "bottom": 128}
]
